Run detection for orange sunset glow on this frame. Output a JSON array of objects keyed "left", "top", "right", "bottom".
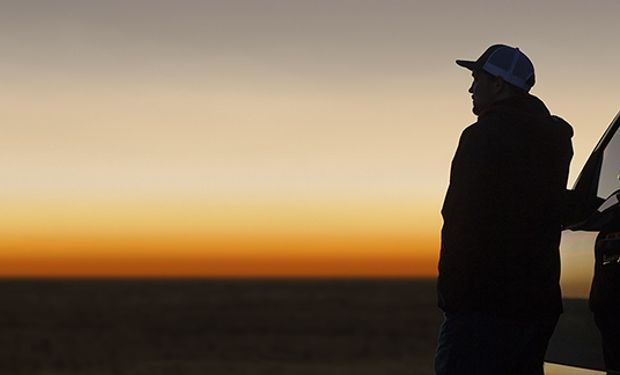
[
  {"left": 3, "top": 1, "right": 620, "bottom": 278},
  {"left": 3, "top": 196, "right": 439, "bottom": 277}
]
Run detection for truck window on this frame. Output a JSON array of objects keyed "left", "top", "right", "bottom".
[{"left": 598, "top": 131, "right": 620, "bottom": 199}]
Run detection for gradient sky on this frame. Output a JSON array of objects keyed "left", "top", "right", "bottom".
[{"left": 3, "top": 0, "right": 620, "bottom": 277}]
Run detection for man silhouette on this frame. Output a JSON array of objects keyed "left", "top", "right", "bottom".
[{"left": 435, "top": 44, "right": 574, "bottom": 375}]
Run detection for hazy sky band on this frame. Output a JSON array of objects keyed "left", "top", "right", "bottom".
[{"left": 2, "top": 0, "right": 620, "bottom": 276}]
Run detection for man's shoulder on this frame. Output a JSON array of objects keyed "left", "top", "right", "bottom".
[
  {"left": 463, "top": 116, "right": 497, "bottom": 132},
  {"left": 463, "top": 117, "right": 501, "bottom": 138},
  {"left": 457, "top": 120, "right": 500, "bottom": 150},
  {"left": 459, "top": 122, "right": 484, "bottom": 143},
  {"left": 549, "top": 115, "right": 575, "bottom": 138}
]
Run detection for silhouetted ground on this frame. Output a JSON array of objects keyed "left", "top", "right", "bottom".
[{"left": 0, "top": 278, "right": 441, "bottom": 375}]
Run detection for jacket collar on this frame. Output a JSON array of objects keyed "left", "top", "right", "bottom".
[{"left": 478, "top": 94, "right": 550, "bottom": 119}]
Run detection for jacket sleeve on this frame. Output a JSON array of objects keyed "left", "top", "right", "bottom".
[{"left": 442, "top": 122, "right": 502, "bottom": 237}]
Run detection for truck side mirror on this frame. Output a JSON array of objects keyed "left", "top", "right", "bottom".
[
  {"left": 563, "top": 189, "right": 605, "bottom": 230},
  {"left": 567, "top": 190, "right": 620, "bottom": 231}
]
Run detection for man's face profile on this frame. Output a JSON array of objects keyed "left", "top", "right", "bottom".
[{"left": 469, "top": 70, "right": 498, "bottom": 115}]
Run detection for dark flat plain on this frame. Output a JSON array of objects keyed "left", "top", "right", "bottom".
[{"left": 0, "top": 278, "right": 441, "bottom": 375}]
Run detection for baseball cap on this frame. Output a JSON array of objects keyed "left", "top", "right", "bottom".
[{"left": 456, "top": 44, "right": 536, "bottom": 92}]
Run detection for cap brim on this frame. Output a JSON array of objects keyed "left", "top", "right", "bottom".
[{"left": 455, "top": 59, "right": 477, "bottom": 71}]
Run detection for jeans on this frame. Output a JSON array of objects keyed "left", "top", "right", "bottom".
[{"left": 435, "top": 312, "right": 558, "bottom": 375}]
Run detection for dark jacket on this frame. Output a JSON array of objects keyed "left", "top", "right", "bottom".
[{"left": 438, "top": 94, "right": 573, "bottom": 318}]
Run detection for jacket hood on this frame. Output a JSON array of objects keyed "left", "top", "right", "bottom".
[
  {"left": 480, "top": 94, "right": 550, "bottom": 118},
  {"left": 480, "top": 94, "right": 574, "bottom": 138}
]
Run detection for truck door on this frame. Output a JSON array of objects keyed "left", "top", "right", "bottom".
[{"left": 545, "top": 111, "right": 620, "bottom": 371}]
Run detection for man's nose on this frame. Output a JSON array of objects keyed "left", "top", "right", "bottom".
[{"left": 468, "top": 83, "right": 474, "bottom": 94}]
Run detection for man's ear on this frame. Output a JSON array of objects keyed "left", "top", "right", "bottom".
[{"left": 492, "top": 76, "right": 506, "bottom": 94}]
